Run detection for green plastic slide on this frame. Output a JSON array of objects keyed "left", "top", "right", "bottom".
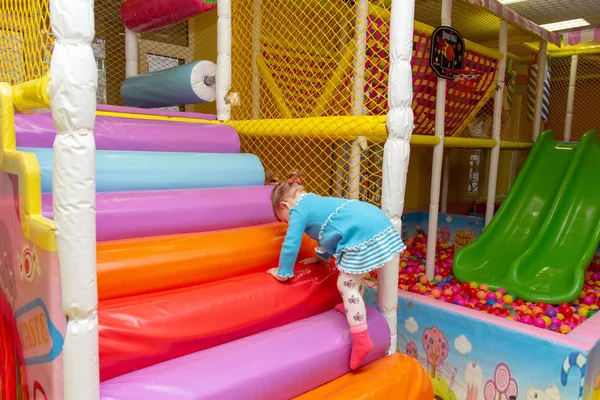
[{"left": 454, "top": 130, "right": 600, "bottom": 304}]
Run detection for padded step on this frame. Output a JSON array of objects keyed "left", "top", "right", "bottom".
[
  {"left": 99, "top": 264, "right": 339, "bottom": 381},
  {"left": 15, "top": 112, "right": 238, "bottom": 152},
  {"left": 100, "top": 307, "right": 390, "bottom": 400},
  {"left": 42, "top": 186, "right": 275, "bottom": 241},
  {"left": 20, "top": 147, "right": 263, "bottom": 193},
  {"left": 96, "top": 223, "right": 317, "bottom": 300}
]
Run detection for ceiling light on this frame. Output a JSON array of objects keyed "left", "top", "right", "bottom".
[
  {"left": 498, "top": 0, "right": 527, "bottom": 5},
  {"left": 540, "top": 19, "right": 590, "bottom": 32}
]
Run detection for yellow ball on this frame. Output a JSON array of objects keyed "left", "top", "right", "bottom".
[
  {"left": 560, "top": 325, "right": 571, "bottom": 334},
  {"left": 502, "top": 295, "right": 514, "bottom": 304},
  {"left": 591, "top": 304, "right": 599, "bottom": 310},
  {"left": 579, "top": 291, "right": 586, "bottom": 299},
  {"left": 542, "top": 316, "right": 551, "bottom": 327},
  {"left": 419, "top": 285, "right": 428, "bottom": 293},
  {"left": 470, "top": 281, "right": 478, "bottom": 289},
  {"left": 495, "top": 291, "right": 503, "bottom": 299},
  {"left": 578, "top": 307, "right": 589, "bottom": 317},
  {"left": 400, "top": 261, "right": 407, "bottom": 267},
  {"left": 557, "top": 313, "right": 565, "bottom": 320}
]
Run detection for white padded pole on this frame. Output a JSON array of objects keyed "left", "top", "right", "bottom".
[
  {"left": 251, "top": 0, "right": 262, "bottom": 119},
  {"left": 425, "top": 0, "right": 451, "bottom": 280},
  {"left": 441, "top": 151, "right": 449, "bottom": 213},
  {"left": 564, "top": 55, "right": 578, "bottom": 142},
  {"left": 348, "top": 0, "right": 369, "bottom": 200},
  {"left": 49, "top": 0, "right": 99, "bottom": 397},
  {"left": 485, "top": 20, "right": 508, "bottom": 227},
  {"left": 217, "top": 0, "right": 232, "bottom": 120},
  {"left": 125, "top": 28, "right": 139, "bottom": 78},
  {"left": 532, "top": 41, "right": 547, "bottom": 141},
  {"left": 378, "top": 0, "right": 415, "bottom": 354}
]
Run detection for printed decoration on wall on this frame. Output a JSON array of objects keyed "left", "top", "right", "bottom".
[
  {"left": 429, "top": 26, "right": 465, "bottom": 80},
  {"left": 15, "top": 298, "right": 64, "bottom": 366},
  {"left": 423, "top": 326, "right": 458, "bottom": 400},
  {"left": 33, "top": 381, "right": 48, "bottom": 400},
  {"left": 0, "top": 221, "right": 16, "bottom": 306},
  {"left": 560, "top": 352, "right": 587, "bottom": 400},
  {"left": 484, "top": 363, "right": 518, "bottom": 400},
  {"left": 526, "top": 385, "right": 562, "bottom": 400},
  {"left": 465, "top": 361, "right": 483, "bottom": 400},
  {"left": 19, "top": 245, "right": 41, "bottom": 282}
]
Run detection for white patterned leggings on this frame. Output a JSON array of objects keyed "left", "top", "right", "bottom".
[{"left": 337, "top": 272, "right": 368, "bottom": 331}]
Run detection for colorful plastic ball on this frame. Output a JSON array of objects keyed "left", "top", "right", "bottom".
[
  {"left": 532, "top": 306, "right": 544, "bottom": 316},
  {"left": 541, "top": 316, "right": 551, "bottom": 326},
  {"left": 477, "top": 291, "right": 487, "bottom": 300},
  {"left": 479, "top": 283, "right": 489, "bottom": 291},
  {"left": 520, "top": 315, "right": 533, "bottom": 325},
  {"left": 560, "top": 324, "right": 572, "bottom": 334},
  {"left": 578, "top": 307, "right": 589, "bottom": 317},
  {"left": 533, "top": 317, "right": 547, "bottom": 328},
  {"left": 562, "top": 307, "right": 574, "bottom": 318},
  {"left": 486, "top": 292, "right": 497, "bottom": 300},
  {"left": 545, "top": 308, "right": 557, "bottom": 318},
  {"left": 588, "top": 310, "right": 597, "bottom": 318},
  {"left": 549, "top": 324, "right": 559, "bottom": 331},
  {"left": 486, "top": 300, "right": 496, "bottom": 306},
  {"left": 583, "top": 296, "right": 595, "bottom": 306},
  {"left": 469, "top": 281, "right": 478, "bottom": 289},
  {"left": 502, "top": 294, "right": 514, "bottom": 304},
  {"left": 431, "top": 288, "right": 441, "bottom": 298}
]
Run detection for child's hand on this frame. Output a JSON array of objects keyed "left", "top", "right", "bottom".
[
  {"left": 300, "top": 256, "right": 323, "bottom": 264},
  {"left": 267, "top": 268, "right": 290, "bottom": 282}
]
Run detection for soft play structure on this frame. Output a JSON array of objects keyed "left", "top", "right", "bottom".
[
  {"left": 454, "top": 130, "right": 600, "bottom": 304},
  {"left": 2, "top": 101, "right": 434, "bottom": 398},
  {"left": 5, "top": 0, "right": 600, "bottom": 397}
]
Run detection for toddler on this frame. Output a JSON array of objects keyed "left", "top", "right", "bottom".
[{"left": 266, "top": 170, "right": 405, "bottom": 369}]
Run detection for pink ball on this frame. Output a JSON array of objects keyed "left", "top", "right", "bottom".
[
  {"left": 439, "top": 295, "right": 448, "bottom": 302},
  {"left": 591, "top": 272, "right": 600, "bottom": 281},
  {"left": 486, "top": 292, "right": 497, "bottom": 300},
  {"left": 533, "top": 317, "right": 547, "bottom": 328},
  {"left": 406, "top": 267, "right": 414, "bottom": 275},
  {"left": 497, "top": 288, "right": 506, "bottom": 295},
  {"left": 583, "top": 296, "right": 595, "bottom": 306},
  {"left": 520, "top": 314, "right": 533, "bottom": 325},
  {"left": 551, "top": 317, "right": 561, "bottom": 326}
]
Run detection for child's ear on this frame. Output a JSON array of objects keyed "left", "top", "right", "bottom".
[{"left": 279, "top": 201, "right": 290, "bottom": 210}]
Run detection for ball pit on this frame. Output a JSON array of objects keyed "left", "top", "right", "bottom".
[{"left": 381, "top": 230, "right": 600, "bottom": 335}]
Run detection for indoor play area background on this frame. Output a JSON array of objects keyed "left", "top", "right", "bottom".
[{"left": 1, "top": 0, "right": 600, "bottom": 399}]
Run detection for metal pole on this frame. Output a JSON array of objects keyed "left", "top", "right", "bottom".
[
  {"left": 425, "top": 0, "right": 451, "bottom": 279},
  {"left": 564, "top": 55, "right": 578, "bottom": 141},
  {"left": 484, "top": 20, "right": 508, "bottom": 227}
]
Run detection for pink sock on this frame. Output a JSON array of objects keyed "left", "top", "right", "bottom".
[
  {"left": 334, "top": 303, "right": 345, "bottom": 314},
  {"left": 349, "top": 324, "right": 374, "bottom": 370}
]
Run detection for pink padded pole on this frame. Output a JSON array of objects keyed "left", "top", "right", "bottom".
[{"left": 121, "top": 0, "right": 217, "bottom": 33}]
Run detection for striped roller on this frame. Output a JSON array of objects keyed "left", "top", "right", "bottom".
[
  {"left": 527, "top": 61, "right": 550, "bottom": 121},
  {"left": 505, "top": 58, "right": 516, "bottom": 112}
]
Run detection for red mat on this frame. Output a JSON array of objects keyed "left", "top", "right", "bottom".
[
  {"left": 121, "top": 0, "right": 217, "bottom": 33},
  {"left": 99, "top": 263, "right": 339, "bottom": 381}
]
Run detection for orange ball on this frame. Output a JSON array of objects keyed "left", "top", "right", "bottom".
[{"left": 479, "top": 284, "right": 489, "bottom": 291}]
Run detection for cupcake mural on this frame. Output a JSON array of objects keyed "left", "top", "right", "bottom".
[{"left": 465, "top": 360, "right": 483, "bottom": 400}]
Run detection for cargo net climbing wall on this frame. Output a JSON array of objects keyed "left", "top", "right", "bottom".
[
  {"left": 0, "top": 0, "right": 53, "bottom": 85},
  {"left": 546, "top": 53, "right": 600, "bottom": 142},
  {"left": 230, "top": 0, "right": 502, "bottom": 206}
]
